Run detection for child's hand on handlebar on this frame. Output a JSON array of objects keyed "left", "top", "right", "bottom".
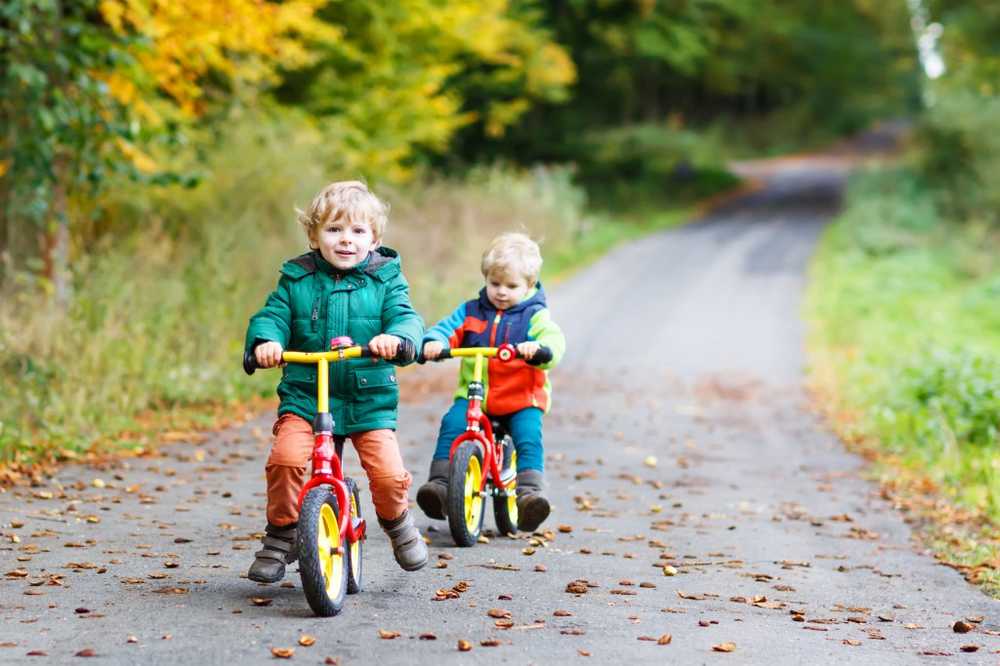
[
  {"left": 422, "top": 340, "right": 444, "bottom": 360},
  {"left": 369, "top": 334, "right": 402, "bottom": 359},
  {"left": 516, "top": 341, "right": 540, "bottom": 360},
  {"left": 255, "top": 341, "right": 285, "bottom": 368}
]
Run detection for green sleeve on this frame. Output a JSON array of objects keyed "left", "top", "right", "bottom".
[
  {"left": 244, "top": 276, "right": 293, "bottom": 353},
  {"left": 528, "top": 307, "right": 566, "bottom": 370},
  {"left": 381, "top": 272, "right": 425, "bottom": 365}
]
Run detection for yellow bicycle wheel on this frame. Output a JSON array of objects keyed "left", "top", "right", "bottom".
[
  {"left": 447, "top": 442, "right": 485, "bottom": 547},
  {"left": 298, "top": 486, "right": 348, "bottom": 616}
]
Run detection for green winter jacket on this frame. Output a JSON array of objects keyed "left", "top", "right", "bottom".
[{"left": 244, "top": 247, "right": 423, "bottom": 434}]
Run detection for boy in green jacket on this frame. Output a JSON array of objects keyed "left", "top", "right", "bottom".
[{"left": 244, "top": 181, "right": 427, "bottom": 582}]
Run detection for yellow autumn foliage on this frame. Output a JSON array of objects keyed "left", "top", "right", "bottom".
[{"left": 98, "top": 0, "right": 339, "bottom": 115}]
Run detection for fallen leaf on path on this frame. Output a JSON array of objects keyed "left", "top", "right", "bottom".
[
  {"left": 250, "top": 597, "right": 273, "bottom": 607},
  {"left": 677, "top": 591, "right": 705, "bottom": 600},
  {"left": 378, "top": 630, "right": 400, "bottom": 640},
  {"left": 457, "top": 640, "right": 472, "bottom": 652},
  {"left": 75, "top": 648, "right": 97, "bottom": 657},
  {"left": 953, "top": 620, "right": 973, "bottom": 633},
  {"left": 842, "top": 639, "right": 861, "bottom": 646},
  {"left": 480, "top": 639, "right": 500, "bottom": 647},
  {"left": 487, "top": 609, "right": 512, "bottom": 619},
  {"left": 298, "top": 635, "right": 315, "bottom": 646},
  {"left": 959, "top": 645, "right": 980, "bottom": 653},
  {"left": 271, "top": 647, "right": 294, "bottom": 658},
  {"left": 419, "top": 633, "right": 437, "bottom": 641},
  {"left": 712, "top": 642, "right": 736, "bottom": 652}
]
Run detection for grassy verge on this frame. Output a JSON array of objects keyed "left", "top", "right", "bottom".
[
  {"left": 806, "top": 166, "right": 1000, "bottom": 594},
  {"left": 0, "top": 117, "right": 738, "bottom": 472}
]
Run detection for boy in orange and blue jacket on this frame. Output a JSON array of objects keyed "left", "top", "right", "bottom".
[{"left": 417, "top": 232, "right": 566, "bottom": 532}]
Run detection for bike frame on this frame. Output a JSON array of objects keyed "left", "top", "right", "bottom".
[
  {"left": 286, "top": 346, "right": 367, "bottom": 546},
  {"left": 445, "top": 345, "right": 517, "bottom": 496}
]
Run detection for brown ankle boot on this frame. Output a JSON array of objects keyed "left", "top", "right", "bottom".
[
  {"left": 415, "top": 459, "right": 450, "bottom": 520},
  {"left": 247, "top": 523, "right": 297, "bottom": 583},
  {"left": 379, "top": 510, "right": 428, "bottom": 571},
  {"left": 516, "top": 470, "right": 550, "bottom": 532}
]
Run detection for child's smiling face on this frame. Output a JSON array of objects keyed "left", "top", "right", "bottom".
[
  {"left": 486, "top": 270, "right": 531, "bottom": 310},
  {"left": 312, "top": 218, "right": 378, "bottom": 270}
]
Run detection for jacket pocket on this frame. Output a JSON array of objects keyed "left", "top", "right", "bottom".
[{"left": 349, "top": 364, "right": 399, "bottom": 425}]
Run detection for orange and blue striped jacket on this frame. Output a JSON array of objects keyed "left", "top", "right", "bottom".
[{"left": 423, "top": 285, "right": 565, "bottom": 415}]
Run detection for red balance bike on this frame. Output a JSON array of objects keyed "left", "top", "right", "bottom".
[
  {"left": 420, "top": 344, "right": 551, "bottom": 546},
  {"left": 244, "top": 336, "right": 413, "bottom": 616}
]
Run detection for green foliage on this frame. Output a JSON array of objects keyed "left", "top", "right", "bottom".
[
  {"left": 0, "top": 1, "right": 136, "bottom": 268},
  {"left": 574, "top": 124, "right": 739, "bottom": 209},
  {"left": 808, "top": 167, "right": 1000, "bottom": 518},
  {"left": 451, "top": 0, "right": 918, "bottom": 167}
]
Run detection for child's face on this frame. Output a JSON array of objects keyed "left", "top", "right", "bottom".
[
  {"left": 485, "top": 270, "right": 531, "bottom": 310},
  {"left": 312, "top": 218, "right": 378, "bottom": 270}
]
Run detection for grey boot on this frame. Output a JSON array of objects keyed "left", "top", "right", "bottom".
[
  {"left": 416, "top": 459, "right": 450, "bottom": 520},
  {"left": 379, "top": 510, "right": 428, "bottom": 571},
  {"left": 247, "top": 523, "right": 297, "bottom": 583},
  {"left": 516, "top": 470, "right": 550, "bottom": 533}
]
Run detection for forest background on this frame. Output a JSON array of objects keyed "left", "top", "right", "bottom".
[{"left": 1, "top": 0, "right": 998, "bottom": 585}]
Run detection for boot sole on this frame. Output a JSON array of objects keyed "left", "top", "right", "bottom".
[
  {"left": 247, "top": 566, "right": 286, "bottom": 584},
  {"left": 517, "top": 499, "right": 550, "bottom": 533}
]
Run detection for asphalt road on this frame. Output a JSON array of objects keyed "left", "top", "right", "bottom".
[{"left": 2, "top": 157, "right": 997, "bottom": 665}]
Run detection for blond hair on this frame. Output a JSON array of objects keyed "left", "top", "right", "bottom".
[
  {"left": 297, "top": 180, "right": 389, "bottom": 246},
  {"left": 481, "top": 232, "right": 543, "bottom": 286}
]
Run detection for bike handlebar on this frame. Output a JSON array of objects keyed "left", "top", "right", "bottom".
[
  {"left": 243, "top": 338, "right": 415, "bottom": 375},
  {"left": 418, "top": 344, "right": 552, "bottom": 366}
]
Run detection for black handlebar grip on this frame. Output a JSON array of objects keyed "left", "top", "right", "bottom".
[
  {"left": 417, "top": 346, "right": 452, "bottom": 363},
  {"left": 526, "top": 346, "right": 553, "bottom": 366},
  {"left": 243, "top": 349, "right": 258, "bottom": 375},
  {"left": 395, "top": 338, "right": 416, "bottom": 364}
]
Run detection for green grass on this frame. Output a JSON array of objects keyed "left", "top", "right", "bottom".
[{"left": 807, "top": 166, "right": 1000, "bottom": 520}]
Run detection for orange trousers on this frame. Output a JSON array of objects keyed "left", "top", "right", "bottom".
[{"left": 265, "top": 413, "right": 412, "bottom": 527}]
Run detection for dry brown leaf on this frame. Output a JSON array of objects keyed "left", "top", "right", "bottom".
[
  {"left": 298, "top": 635, "right": 316, "bottom": 647},
  {"left": 250, "top": 597, "right": 273, "bottom": 607},
  {"left": 712, "top": 642, "right": 736, "bottom": 653},
  {"left": 75, "top": 648, "right": 97, "bottom": 657},
  {"left": 842, "top": 639, "right": 861, "bottom": 646},
  {"left": 959, "top": 644, "right": 980, "bottom": 653},
  {"left": 271, "top": 647, "right": 294, "bottom": 658},
  {"left": 457, "top": 639, "right": 472, "bottom": 652},
  {"left": 657, "top": 634, "right": 672, "bottom": 645},
  {"left": 480, "top": 639, "right": 501, "bottom": 647},
  {"left": 377, "top": 630, "right": 400, "bottom": 640},
  {"left": 487, "top": 608, "right": 511, "bottom": 619},
  {"left": 553, "top": 610, "right": 573, "bottom": 617},
  {"left": 953, "top": 620, "right": 973, "bottom": 633},
  {"left": 419, "top": 633, "right": 437, "bottom": 641}
]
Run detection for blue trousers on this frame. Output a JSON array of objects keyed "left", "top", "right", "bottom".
[{"left": 432, "top": 398, "right": 544, "bottom": 472}]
